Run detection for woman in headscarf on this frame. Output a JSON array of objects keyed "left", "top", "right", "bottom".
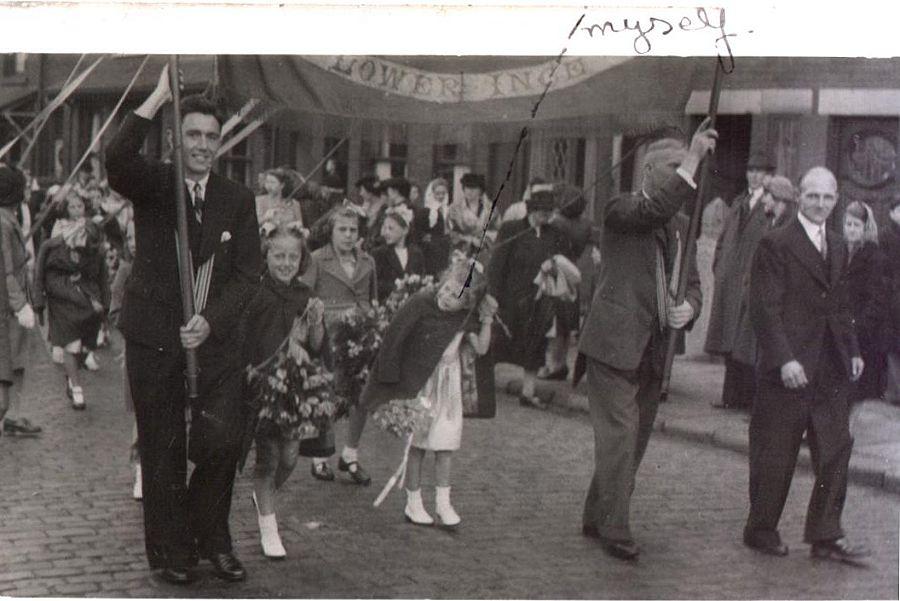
[
  {"left": 842, "top": 200, "right": 887, "bottom": 402},
  {"left": 418, "top": 178, "right": 452, "bottom": 275}
]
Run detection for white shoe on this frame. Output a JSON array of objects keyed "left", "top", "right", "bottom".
[
  {"left": 132, "top": 464, "right": 142, "bottom": 500},
  {"left": 255, "top": 502, "right": 286, "bottom": 559},
  {"left": 435, "top": 486, "right": 460, "bottom": 530},
  {"left": 71, "top": 386, "right": 85, "bottom": 410},
  {"left": 84, "top": 352, "right": 100, "bottom": 371},
  {"left": 51, "top": 346, "right": 64, "bottom": 364},
  {"left": 404, "top": 489, "right": 434, "bottom": 526}
]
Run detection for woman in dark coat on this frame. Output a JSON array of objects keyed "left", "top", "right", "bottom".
[
  {"left": 883, "top": 196, "right": 900, "bottom": 404},
  {"left": 842, "top": 201, "right": 887, "bottom": 402},
  {"left": 371, "top": 205, "right": 427, "bottom": 303},
  {"left": 487, "top": 189, "right": 570, "bottom": 408}
]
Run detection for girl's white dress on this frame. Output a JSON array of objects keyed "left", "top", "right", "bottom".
[{"left": 413, "top": 331, "right": 464, "bottom": 451}]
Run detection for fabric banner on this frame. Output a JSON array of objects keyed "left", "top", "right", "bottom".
[{"left": 218, "top": 55, "right": 700, "bottom": 124}]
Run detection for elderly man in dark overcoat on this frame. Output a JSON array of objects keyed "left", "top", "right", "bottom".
[
  {"left": 578, "top": 121, "right": 717, "bottom": 561},
  {"left": 705, "top": 152, "right": 774, "bottom": 409},
  {"left": 106, "top": 67, "right": 262, "bottom": 584},
  {"left": 744, "top": 166, "right": 868, "bottom": 564}
]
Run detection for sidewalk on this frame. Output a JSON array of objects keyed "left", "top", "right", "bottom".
[{"left": 496, "top": 354, "right": 900, "bottom": 494}]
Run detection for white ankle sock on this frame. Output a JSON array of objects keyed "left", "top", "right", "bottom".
[{"left": 341, "top": 447, "right": 358, "bottom": 463}]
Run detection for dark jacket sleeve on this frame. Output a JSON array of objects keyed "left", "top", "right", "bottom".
[
  {"left": 201, "top": 188, "right": 263, "bottom": 341},
  {"left": 604, "top": 172, "right": 695, "bottom": 234},
  {"left": 105, "top": 113, "right": 171, "bottom": 209},
  {"left": 372, "top": 294, "right": 425, "bottom": 384},
  {"left": 749, "top": 235, "right": 794, "bottom": 369},
  {"left": 486, "top": 220, "right": 520, "bottom": 299}
]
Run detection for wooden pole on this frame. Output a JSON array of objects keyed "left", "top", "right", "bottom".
[
  {"left": 168, "top": 55, "right": 200, "bottom": 400},
  {"left": 659, "top": 60, "right": 725, "bottom": 402}
]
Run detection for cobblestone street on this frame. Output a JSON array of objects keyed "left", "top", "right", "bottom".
[{"left": 0, "top": 333, "right": 897, "bottom": 598}]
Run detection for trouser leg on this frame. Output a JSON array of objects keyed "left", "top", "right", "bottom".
[
  {"left": 803, "top": 392, "right": 852, "bottom": 543},
  {"left": 582, "top": 358, "right": 639, "bottom": 542},
  {"left": 745, "top": 381, "right": 807, "bottom": 544},
  {"left": 126, "top": 342, "right": 195, "bottom": 569}
]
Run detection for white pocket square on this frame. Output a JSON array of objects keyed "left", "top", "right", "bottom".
[{"left": 220, "top": 231, "right": 232, "bottom": 243}]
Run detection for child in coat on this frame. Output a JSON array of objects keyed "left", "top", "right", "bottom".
[
  {"left": 43, "top": 192, "right": 105, "bottom": 410},
  {"left": 361, "top": 256, "right": 497, "bottom": 529},
  {"left": 242, "top": 222, "right": 326, "bottom": 559}
]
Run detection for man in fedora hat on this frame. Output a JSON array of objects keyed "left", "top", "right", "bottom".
[{"left": 704, "top": 150, "right": 775, "bottom": 409}]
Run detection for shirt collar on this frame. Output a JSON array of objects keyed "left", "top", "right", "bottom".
[
  {"left": 186, "top": 173, "right": 210, "bottom": 196},
  {"left": 797, "top": 211, "right": 825, "bottom": 245}
]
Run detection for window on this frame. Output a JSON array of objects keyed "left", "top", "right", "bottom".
[
  {"left": 1, "top": 54, "right": 26, "bottom": 77},
  {"left": 432, "top": 143, "right": 459, "bottom": 197},
  {"left": 219, "top": 138, "right": 252, "bottom": 187}
]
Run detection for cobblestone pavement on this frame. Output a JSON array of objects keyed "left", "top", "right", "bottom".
[{"left": 0, "top": 333, "right": 898, "bottom": 599}]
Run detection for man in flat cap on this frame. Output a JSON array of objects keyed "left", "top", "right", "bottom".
[
  {"left": 578, "top": 120, "right": 717, "bottom": 561},
  {"left": 705, "top": 151, "right": 775, "bottom": 409}
]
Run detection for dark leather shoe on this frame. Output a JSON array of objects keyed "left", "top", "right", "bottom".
[
  {"left": 603, "top": 539, "right": 640, "bottom": 561},
  {"left": 157, "top": 566, "right": 196, "bottom": 585},
  {"left": 743, "top": 532, "right": 789, "bottom": 557},
  {"left": 3, "top": 418, "right": 42, "bottom": 436},
  {"left": 207, "top": 551, "right": 246, "bottom": 582},
  {"left": 338, "top": 458, "right": 371, "bottom": 486},
  {"left": 810, "top": 538, "right": 870, "bottom": 566},
  {"left": 311, "top": 461, "right": 335, "bottom": 481}
]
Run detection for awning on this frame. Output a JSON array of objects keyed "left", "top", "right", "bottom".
[{"left": 217, "top": 55, "right": 707, "bottom": 125}]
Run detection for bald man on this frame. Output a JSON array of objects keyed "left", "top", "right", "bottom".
[
  {"left": 745, "top": 166, "right": 868, "bottom": 564},
  {"left": 578, "top": 120, "right": 716, "bottom": 561}
]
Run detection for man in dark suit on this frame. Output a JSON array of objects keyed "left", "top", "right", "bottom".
[
  {"left": 705, "top": 152, "right": 774, "bottom": 409},
  {"left": 106, "top": 67, "right": 262, "bottom": 584},
  {"left": 744, "top": 166, "right": 868, "bottom": 564},
  {"left": 578, "top": 120, "right": 717, "bottom": 561}
]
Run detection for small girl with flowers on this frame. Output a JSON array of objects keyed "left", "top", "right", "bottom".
[
  {"left": 241, "top": 221, "right": 327, "bottom": 559},
  {"left": 362, "top": 255, "right": 497, "bottom": 529}
]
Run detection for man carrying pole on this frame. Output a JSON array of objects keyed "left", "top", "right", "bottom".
[
  {"left": 577, "top": 119, "right": 717, "bottom": 561},
  {"left": 106, "top": 65, "right": 262, "bottom": 585}
]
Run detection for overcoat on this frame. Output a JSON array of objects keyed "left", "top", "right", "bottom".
[
  {"left": 881, "top": 220, "right": 900, "bottom": 354},
  {"left": 705, "top": 192, "right": 769, "bottom": 356}
]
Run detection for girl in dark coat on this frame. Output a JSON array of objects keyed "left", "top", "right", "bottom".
[
  {"left": 371, "top": 204, "right": 427, "bottom": 302},
  {"left": 360, "top": 257, "right": 496, "bottom": 528},
  {"left": 43, "top": 194, "right": 105, "bottom": 410},
  {"left": 242, "top": 222, "right": 325, "bottom": 559},
  {"left": 842, "top": 201, "right": 887, "bottom": 402}
]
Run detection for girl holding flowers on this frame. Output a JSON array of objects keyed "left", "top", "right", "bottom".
[
  {"left": 242, "top": 222, "right": 326, "bottom": 559},
  {"left": 362, "top": 256, "right": 497, "bottom": 529}
]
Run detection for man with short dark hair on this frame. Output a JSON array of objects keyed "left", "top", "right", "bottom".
[
  {"left": 106, "top": 66, "right": 262, "bottom": 585},
  {"left": 578, "top": 120, "right": 717, "bottom": 561},
  {"left": 744, "top": 166, "right": 869, "bottom": 565}
]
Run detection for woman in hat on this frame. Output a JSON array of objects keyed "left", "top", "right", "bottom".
[
  {"left": 0, "top": 166, "right": 40, "bottom": 436},
  {"left": 487, "top": 189, "right": 571, "bottom": 408},
  {"left": 842, "top": 200, "right": 887, "bottom": 402},
  {"left": 449, "top": 173, "right": 499, "bottom": 257}
]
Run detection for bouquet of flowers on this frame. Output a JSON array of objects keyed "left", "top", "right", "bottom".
[
  {"left": 329, "top": 273, "right": 437, "bottom": 418},
  {"left": 246, "top": 344, "right": 338, "bottom": 440},
  {"left": 371, "top": 396, "right": 437, "bottom": 439}
]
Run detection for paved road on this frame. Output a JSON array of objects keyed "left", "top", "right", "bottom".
[{"left": 0, "top": 333, "right": 898, "bottom": 598}]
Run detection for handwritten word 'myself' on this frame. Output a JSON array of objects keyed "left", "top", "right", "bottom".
[{"left": 580, "top": 7, "right": 737, "bottom": 68}]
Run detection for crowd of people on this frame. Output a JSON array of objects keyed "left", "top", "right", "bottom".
[{"left": 0, "top": 64, "right": 890, "bottom": 585}]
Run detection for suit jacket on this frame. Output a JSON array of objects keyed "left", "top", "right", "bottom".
[
  {"left": 749, "top": 217, "right": 859, "bottom": 378},
  {"left": 705, "top": 191, "right": 769, "bottom": 355},
  {"left": 301, "top": 243, "right": 376, "bottom": 326},
  {"left": 578, "top": 172, "right": 702, "bottom": 374},
  {"left": 371, "top": 243, "right": 426, "bottom": 303},
  {"left": 105, "top": 113, "right": 263, "bottom": 361}
]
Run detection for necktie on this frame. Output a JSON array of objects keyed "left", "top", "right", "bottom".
[
  {"left": 655, "top": 239, "right": 668, "bottom": 331},
  {"left": 818, "top": 226, "right": 827, "bottom": 261},
  {"left": 192, "top": 182, "right": 204, "bottom": 224}
]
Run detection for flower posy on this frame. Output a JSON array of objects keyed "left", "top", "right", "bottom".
[{"left": 372, "top": 397, "right": 436, "bottom": 439}]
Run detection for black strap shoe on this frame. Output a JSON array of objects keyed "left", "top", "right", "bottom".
[
  {"left": 311, "top": 461, "right": 335, "bottom": 481},
  {"left": 207, "top": 551, "right": 246, "bottom": 582},
  {"left": 338, "top": 458, "right": 371, "bottom": 486},
  {"left": 810, "top": 538, "right": 870, "bottom": 566},
  {"left": 157, "top": 566, "right": 196, "bottom": 585}
]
